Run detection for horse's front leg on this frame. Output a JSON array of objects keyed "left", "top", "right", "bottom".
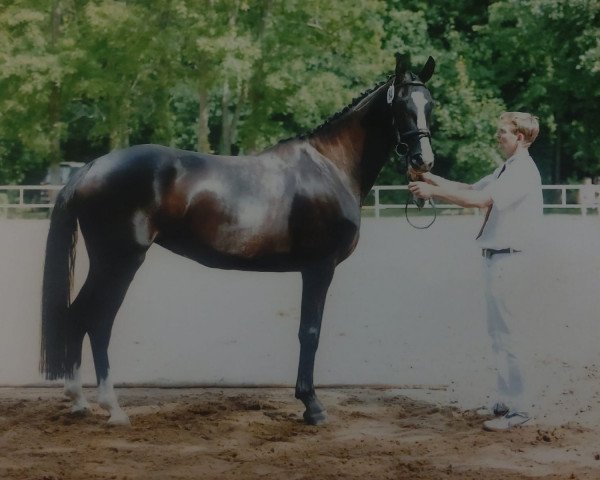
[{"left": 295, "top": 262, "right": 335, "bottom": 425}]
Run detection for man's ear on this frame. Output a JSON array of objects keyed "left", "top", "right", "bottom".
[{"left": 419, "top": 56, "right": 435, "bottom": 83}]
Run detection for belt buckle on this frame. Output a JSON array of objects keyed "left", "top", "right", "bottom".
[{"left": 482, "top": 249, "right": 491, "bottom": 259}]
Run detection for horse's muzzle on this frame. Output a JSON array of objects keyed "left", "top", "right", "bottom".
[{"left": 408, "top": 154, "right": 433, "bottom": 173}]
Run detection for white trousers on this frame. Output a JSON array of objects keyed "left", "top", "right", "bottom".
[{"left": 482, "top": 252, "right": 531, "bottom": 413}]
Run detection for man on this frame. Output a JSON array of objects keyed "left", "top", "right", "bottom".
[{"left": 409, "top": 112, "right": 542, "bottom": 431}]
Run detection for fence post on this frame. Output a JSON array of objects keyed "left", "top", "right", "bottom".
[{"left": 374, "top": 187, "right": 380, "bottom": 218}]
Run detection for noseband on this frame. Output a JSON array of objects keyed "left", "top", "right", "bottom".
[
  {"left": 399, "top": 127, "right": 431, "bottom": 142},
  {"left": 395, "top": 128, "right": 432, "bottom": 158}
]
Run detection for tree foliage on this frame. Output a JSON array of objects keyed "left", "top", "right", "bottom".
[{"left": 0, "top": 0, "right": 598, "bottom": 184}]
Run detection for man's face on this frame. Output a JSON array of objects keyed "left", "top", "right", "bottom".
[{"left": 496, "top": 122, "right": 522, "bottom": 159}]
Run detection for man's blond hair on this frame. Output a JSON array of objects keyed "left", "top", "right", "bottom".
[{"left": 499, "top": 112, "right": 539, "bottom": 146}]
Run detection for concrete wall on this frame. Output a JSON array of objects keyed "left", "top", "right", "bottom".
[{"left": 1, "top": 216, "right": 599, "bottom": 409}]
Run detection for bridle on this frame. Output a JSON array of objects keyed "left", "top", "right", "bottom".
[
  {"left": 394, "top": 80, "right": 433, "bottom": 156},
  {"left": 388, "top": 78, "right": 437, "bottom": 229}
]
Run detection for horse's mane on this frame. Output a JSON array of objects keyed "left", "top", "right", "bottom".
[{"left": 277, "top": 77, "right": 391, "bottom": 144}]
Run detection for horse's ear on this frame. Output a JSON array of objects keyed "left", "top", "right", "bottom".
[
  {"left": 395, "top": 52, "right": 411, "bottom": 82},
  {"left": 419, "top": 56, "right": 436, "bottom": 83}
]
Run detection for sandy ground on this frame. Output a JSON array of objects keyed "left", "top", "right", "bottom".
[{"left": 1, "top": 387, "right": 600, "bottom": 480}]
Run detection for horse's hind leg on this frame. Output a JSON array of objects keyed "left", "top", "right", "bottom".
[
  {"left": 63, "top": 270, "right": 106, "bottom": 413},
  {"left": 63, "top": 314, "right": 89, "bottom": 413},
  {"left": 295, "top": 261, "right": 335, "bottom": 425},
  {"left": 85, "top": 252, "right": 145, "bottom": 425}
]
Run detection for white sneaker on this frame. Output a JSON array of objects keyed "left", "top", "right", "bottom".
[{"left": 483, "top": 411, "right": 531, "bottom": 432}]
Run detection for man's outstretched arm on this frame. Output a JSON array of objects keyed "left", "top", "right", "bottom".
[{"left": 409, "top": 178, "right": 492, "bottom": 209}]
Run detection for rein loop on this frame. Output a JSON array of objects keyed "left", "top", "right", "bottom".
[{"left": 404, "top": 197, "right": 437, "bottom": 229}]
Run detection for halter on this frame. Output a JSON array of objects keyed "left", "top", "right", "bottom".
[
  {"left": 387, "top": 79, "right": 432, "bottom": 153},
  {"left": 388, "top": 78, "right": 437, "bottom": 229}
]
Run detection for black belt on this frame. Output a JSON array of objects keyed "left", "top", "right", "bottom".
[{"left": 482, "top": 248, "right": 521, "bottom": 259}]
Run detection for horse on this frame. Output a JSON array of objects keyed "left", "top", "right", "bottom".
[{"left": 40, "top": 53, "right": 436, "bottom": 426}]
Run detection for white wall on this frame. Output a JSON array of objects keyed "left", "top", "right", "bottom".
[{"left": 1, "top": 216, "right": 599, "bottom": 412}]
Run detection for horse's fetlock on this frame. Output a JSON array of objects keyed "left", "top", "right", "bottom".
[{"left": 295, "top": 386, "right": 315, "bottom": 400}]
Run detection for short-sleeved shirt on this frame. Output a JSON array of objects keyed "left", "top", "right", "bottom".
[{"left": 472, "top": 152, "right": 543, "bottom": 250}]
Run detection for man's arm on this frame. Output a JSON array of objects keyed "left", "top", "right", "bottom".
[
  {"left": 408, "top": 179, "right": 492, "bottom": 209},
  {"left": 419, "top": 172, "right": 472, "bottom": 191}
]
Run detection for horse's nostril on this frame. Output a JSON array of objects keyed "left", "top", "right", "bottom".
[{"left": 410, "top": 155, "right": 423, "bottom": 169}]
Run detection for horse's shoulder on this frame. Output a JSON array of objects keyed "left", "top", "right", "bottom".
[{"left": 296, "top": 144, "right": 356, "bottom": 190}]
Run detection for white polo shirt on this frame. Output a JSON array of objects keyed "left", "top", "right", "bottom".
[{"left": 472, "top": 152, "right": 543, "bottom": 251}]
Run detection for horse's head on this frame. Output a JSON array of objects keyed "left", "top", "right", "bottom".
[{"left": 389, "top": 53, "right": 436, "bottom": 175}]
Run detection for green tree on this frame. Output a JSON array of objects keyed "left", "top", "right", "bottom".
[
  {"left": 0, "top": 0, "right": 81, "bottom": 182},
  {"left": 72, "top": 1, "right": 156, "bottom": 149},
  {"left": 206, "top": 0, "right": 390, "bottom": 155},
  {"left": 475, "top": 0, "right": 600, "bottom": 182},
  {"left": 1, "top": 0, "right": 598, "bottom": 186}
]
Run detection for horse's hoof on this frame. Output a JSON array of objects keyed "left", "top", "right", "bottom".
[
  {"left": 303, "top": 409, "right": 328, "bottom": 426},
  {"left": 107, "top": 411, "right": 131, "bottom": 427},
  {"left": 70, "top": 405, "right": 90, "bottom": 416}
]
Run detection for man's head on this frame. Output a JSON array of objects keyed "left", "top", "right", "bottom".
[{"left": 496, "top": 112, "right": 539, "bottom": 158}]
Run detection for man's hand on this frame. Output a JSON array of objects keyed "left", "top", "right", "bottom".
[
  {"left": 419, "top": 172, "right": 438, "bottom": 185},
  {"left": 408, "top": 181, "right": 436, "bottom": 200}
]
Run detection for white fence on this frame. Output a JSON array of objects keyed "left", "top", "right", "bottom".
[
  {"left": 1, "top": 184, "right": 599, "bottom": 217},
  {"left": 366, "top": 184, "right": 600, "bottom": 217},
  {"left": 0, "top": 185, "right": 62, "bottom": 212}
]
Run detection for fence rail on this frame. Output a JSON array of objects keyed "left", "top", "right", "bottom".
[
  {"left": 363, "top": 184, "right": 600, "bottom": 217},
  {"left": 1, "top": 184, "right": 599, "bottom": 218}
]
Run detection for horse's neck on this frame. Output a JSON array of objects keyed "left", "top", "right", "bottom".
[{"left": 309, "top": 89, "right": 395, "bottom": 202}]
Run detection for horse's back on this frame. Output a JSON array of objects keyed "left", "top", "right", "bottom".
[{"left": 79, "top": 144, "right": 199, "bottom": 192}]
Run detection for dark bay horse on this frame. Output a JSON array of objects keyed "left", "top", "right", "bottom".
[{"left": 41, "top": 53, "right": 436, "bottom": 425}]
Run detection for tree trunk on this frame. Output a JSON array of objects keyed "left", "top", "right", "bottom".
[
  {"left": 48, "top": 0, "right": 62, "bottom": 166},
  {"left": 219, "top": 82, "right": 232, "bottom": 154},
  {"left": 109, "top": 119, "right": 130, "bottom": 150},
  {"left": 197, "top": 89, "right": 211, "bottom": 152},
  {"left": 109, "top": 100, "right": 130, "bottom": 150},
  {"left": 229, "top": 83, "right": 246, "bottom": 154},
  {"left": 554, "top": 128, "right": 562, "bottom": 183},
  {"left": 242, "top": 1, "right": 272, "bottom": 154}
]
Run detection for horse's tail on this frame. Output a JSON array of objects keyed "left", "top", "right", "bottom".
[{"left": 40, "top": 175, "right": 82, "bottom": 380}]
